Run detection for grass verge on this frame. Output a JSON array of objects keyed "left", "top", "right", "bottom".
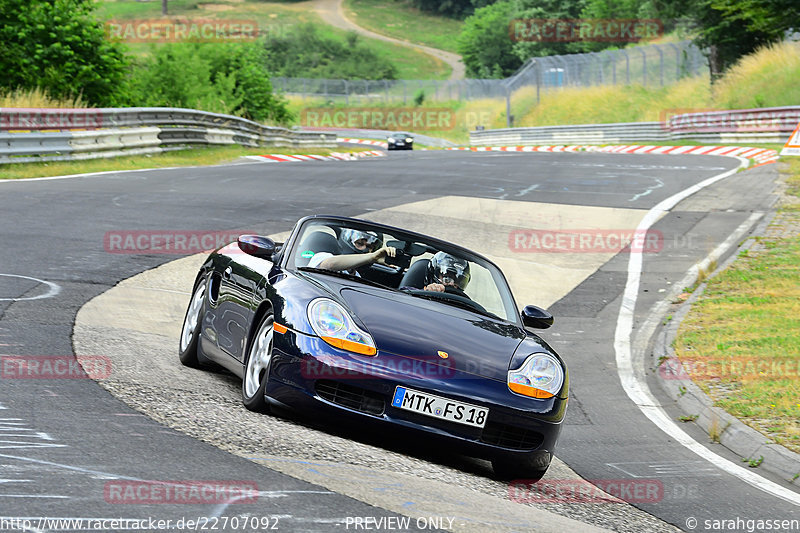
[
  {"left": 343, "top": 0, "right": 464, "bottom": 54},
  {"left": 0, "top": 145, "right": 355, "bottom": 180},
  {"left": 672, "top": 157, "right": 800, "bottom": 453}
]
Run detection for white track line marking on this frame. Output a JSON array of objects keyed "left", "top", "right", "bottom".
[
  {"left": 614, "top": 157, "right": 800, "bottom": 506},
  {"left": 0, "top": 274, "right": 61, "bottom": 302}
]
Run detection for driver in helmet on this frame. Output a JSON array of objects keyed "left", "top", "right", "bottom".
[
  {"left": 423, "top": 251, "right": 470, "bottom": 294},
  {"left": 308, "top": 228, "right": 396, "bottom": 273}
]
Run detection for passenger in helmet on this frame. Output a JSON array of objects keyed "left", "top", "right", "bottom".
[
  {"left": 308, "top": 227, "right": 396, "bottom": 273},
  {"left": 339, "top": 228, "right": 381, "bottom": 254},
  {"left": 424, "top": 252, "right": 471, "bottom": 294}
]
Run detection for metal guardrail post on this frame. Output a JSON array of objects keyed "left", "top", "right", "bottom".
[
  {"left": 612, "top": 50, "right": 617, "bottom": 85},
  {"left": 667, "top": 43, "right": 680, "bottom": 81},
  {"left": 639, "top": 47, "right": 647, "bottom": 86},
  {"left": 624, "top": 49, "right": 630, "bottom": 84}
]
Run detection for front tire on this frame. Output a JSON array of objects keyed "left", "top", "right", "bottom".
[
  {"left": 242, "top": 314, "right": 274, "bottom": 413},
  {"left": 492, "top": 452, "right": 551, "bottom": 482},
  {"left": 179, "top": 278, "right": 206, "bottom": 368}
]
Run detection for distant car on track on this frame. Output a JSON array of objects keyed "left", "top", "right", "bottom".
[
  {"left": 178, "top": 215, "right": 568, "bottom": 480},
  {"left": 387, "top": 133, "right": 413, "bottom": 150}
]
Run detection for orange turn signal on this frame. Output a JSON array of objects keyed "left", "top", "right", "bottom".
[
  {"left": 273, "top": 322, "right": 288, "bottom": 334},
  {"left": 508, "top": 382, "right": 555, "bottom": 399},
  {"left": 321, "top": 336, "right": 377, "bottom": 356}
]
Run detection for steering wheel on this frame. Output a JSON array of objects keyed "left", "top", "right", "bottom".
[
  {"left": 370, "top": 262, "right": 403, "bottom": 274},
  {"left": 443, "top": 285, "right": 468, "bottom": 297}
]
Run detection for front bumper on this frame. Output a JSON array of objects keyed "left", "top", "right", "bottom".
[
  {"left": 266, "top": 327, "right": 567, "bottom": 460},
  {"left": 387, "top": 142, "right": 412, "bottom": 150}
]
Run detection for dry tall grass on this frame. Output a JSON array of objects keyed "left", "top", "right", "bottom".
[
  {"left": 0, "top": 88, "right": 88, "bottom": 108},
  {"left": 713, "top": 40, "right": 800, "bottom": 109},
  {"left": 514, "top": 76, "right": 712, "bottom": 127}
]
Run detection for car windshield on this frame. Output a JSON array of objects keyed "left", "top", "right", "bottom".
[{"left": 287, "top": 218, "right": 518, "bottom": 322}]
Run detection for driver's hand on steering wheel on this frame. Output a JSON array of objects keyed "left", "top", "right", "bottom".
[
  {"left": 371, "top": 245, "right": 397, "bottom": 265},
  {"left": 423, "top": 283, "right": 446, "bottom": 292}
]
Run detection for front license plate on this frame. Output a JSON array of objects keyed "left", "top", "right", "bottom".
[{"left": 391, "top": 386, "right": 488, "bottom": 428}]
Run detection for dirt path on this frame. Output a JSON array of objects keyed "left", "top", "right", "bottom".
[{"left": 304, "top": 0, "right": 465, "bottom": 80}]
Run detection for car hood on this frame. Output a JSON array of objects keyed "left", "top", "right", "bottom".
[{"left": 339, "top": 287, "right": 526, "bottom": 382}]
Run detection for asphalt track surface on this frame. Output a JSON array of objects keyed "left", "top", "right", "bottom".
[{"left": 1, "top": 150, "right": 798, "bottom": 532}]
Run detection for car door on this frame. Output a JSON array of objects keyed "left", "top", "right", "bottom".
[{"left": 214, "top": 255, "right": 261, "bottom": 363}]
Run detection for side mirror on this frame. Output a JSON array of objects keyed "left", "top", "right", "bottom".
[
  {"left": 238, "top": 235, "right": 276, "bottom": 260},
  {"left": 521, "top": 305, "right": 554, "bottom": 329}
]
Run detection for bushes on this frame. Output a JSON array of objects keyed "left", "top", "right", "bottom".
[
  {"left": 263, "top": 23, "right": 398, "bottom": 80},
  {"left": 127, "top": 42, "right": 292, "bottom": 123}
]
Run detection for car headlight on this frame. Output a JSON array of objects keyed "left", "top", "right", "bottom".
[
  {"left": 405, "top": 137, "right": 413, "bottom": 143},
  {"left": 307, "top": 298, "right": 376, "bottom": 356},
  {"left": 507, "top": 353, "right": 563, "bottom": 399}
]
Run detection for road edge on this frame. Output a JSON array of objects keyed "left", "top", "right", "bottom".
[
  {"left": 615, "top": 155, "right": 800, "bottom": 506},
  {"left": 651, "top": 203, "right": 800, "bottom": 484}
]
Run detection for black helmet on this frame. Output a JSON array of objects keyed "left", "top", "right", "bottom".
[
  {"left": 426, "top": 252, "right": 470, "bottom": 291},
  {"left": 339, "top": 228, "right": 381, "bottom": 254}
]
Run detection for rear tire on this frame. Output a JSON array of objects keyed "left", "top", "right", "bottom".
[
  {"left": 178, "top": 278, "right": 206, "bottom": 368},
  {"left": 242, "top": 314, "right": 274, "bottom": 413}
]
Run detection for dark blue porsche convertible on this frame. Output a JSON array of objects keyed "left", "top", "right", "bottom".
[{"left": 179, "top": 215, "right": 568, "bottom": 480}]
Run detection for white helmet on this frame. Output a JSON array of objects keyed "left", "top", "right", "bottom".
[{"left": 339, "top": 228, "right": 380, "bottom": 254}]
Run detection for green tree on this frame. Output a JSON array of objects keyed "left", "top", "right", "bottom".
[
  {"left": 511, "top": 0, "right": 588, "bottom": 60},
  {"left": 0, "top": 0, "right": 128, "bottom": 105},
  {"left": 127, "top": 43, "right": 292, "bottom": 124},
  {"left": 458, "top": 1, "right": 521, "bottom": 77},
  {"left": 711, "top": 0, "right": 799, "bottom": 36},
  {"left": 577, "top": 0, "right": 662, "bottom": 52},
  {"left": 657, "top": 0, "right": 799, "bottom": 78},
  {"left": 412, "top": 0, "right": 489, "bottom": 18}
]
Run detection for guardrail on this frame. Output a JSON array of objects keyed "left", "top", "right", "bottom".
[
  {"left": 299, "top": 127, "right": 457, "bottom": 149},
  {"left": 471, "top": 107, "right": 800, "bottom": 146},
  {"left": 471, "top": 122, "right": 670, "bottom": 146},
  {"left": 0, "top": 107, "right": 337, "bottom": 164}
]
